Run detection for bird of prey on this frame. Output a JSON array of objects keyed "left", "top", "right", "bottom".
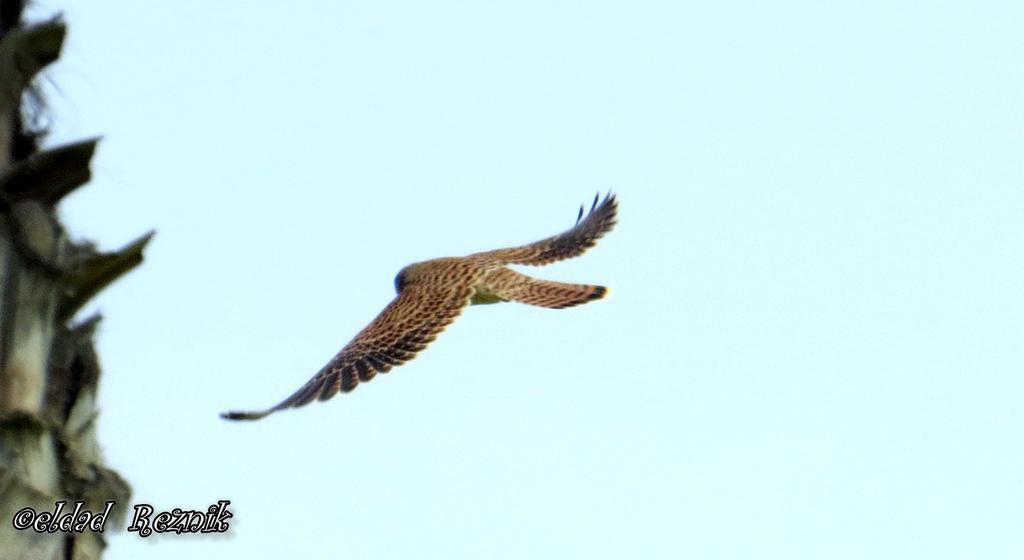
[{"left": 222, "top": 193, "right": 618, "bottom": 421}]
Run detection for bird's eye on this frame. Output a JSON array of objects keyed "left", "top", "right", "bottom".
[{"left": 394, "top": 270, "right": 406, "bottom": 293}]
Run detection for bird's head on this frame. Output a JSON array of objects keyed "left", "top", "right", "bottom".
[
  {"left": 394, "top": 261, "right": 436, "bottom": 293},
  {"left": 394, "top": 267, "right": 409, "bottom": 293},
  {"left": 394, "top": 264, "right": 419, "bottom": 293}
]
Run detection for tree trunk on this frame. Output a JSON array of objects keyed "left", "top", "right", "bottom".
[{"left": 0, "top": 4, "right": 150, "bottom": 559}]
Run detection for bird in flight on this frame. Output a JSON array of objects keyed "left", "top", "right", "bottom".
[{"left": 222, "top": 193, "right": 618, "bottom": 421}]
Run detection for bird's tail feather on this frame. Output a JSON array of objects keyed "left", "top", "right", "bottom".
[{"left": 482, "top": 268, "right": 607, "bottom": 309}]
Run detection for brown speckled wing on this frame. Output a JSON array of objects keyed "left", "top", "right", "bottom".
[
  {"left": 473, "top": 192, "right": 618, "bottom": 267},
  {"left": 222, "top": 285, "right": 472, "bottom": 421}
]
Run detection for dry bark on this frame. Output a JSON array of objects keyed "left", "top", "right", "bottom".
[{"left": 0, "top": 4, "right": 150, "bottom": 559}]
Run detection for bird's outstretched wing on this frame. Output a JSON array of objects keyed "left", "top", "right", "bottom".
[
  {"left": 222, "top": 285, "right": 473, "bottom": 421},
  {"left": 473, "top": 192, "right": 618, "bottom": 266}
]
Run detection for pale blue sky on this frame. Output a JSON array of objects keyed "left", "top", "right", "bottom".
[{"left": 27, "top": 0, "right": 1023, "bottom": 558}]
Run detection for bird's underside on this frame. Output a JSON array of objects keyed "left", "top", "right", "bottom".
[{"left": 222, "top": 193, "right": 618, "bottom": 421}]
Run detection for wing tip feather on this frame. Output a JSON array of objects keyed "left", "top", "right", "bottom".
[{"left": 220, "top": 409, "right": 271, "bottom": 421}]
